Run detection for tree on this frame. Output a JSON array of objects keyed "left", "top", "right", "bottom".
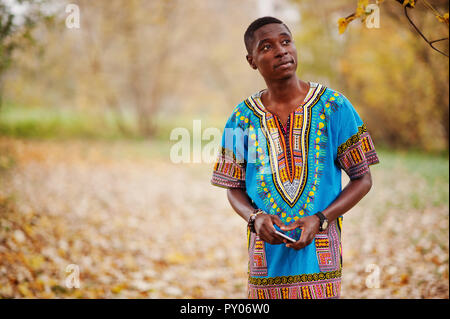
[{"left": 0, "top": 0, "right": 52, "bottom": 108}]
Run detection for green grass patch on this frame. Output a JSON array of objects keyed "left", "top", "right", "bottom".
[
  {"left": 378, "top": 148, "right": 449, "bottom": 182},
  {"left": 0, "top": 104, "right": 228, "bottom": 142},
  {"left": 376, "top": 148, "right": 449, "bottom": 208},
  {"left": 0, "top": 104, "right": 140, "bottom": 139}
]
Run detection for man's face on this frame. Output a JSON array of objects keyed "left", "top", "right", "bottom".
[{"left": 247, "top": 23, "right": 298, "bottom": 81}]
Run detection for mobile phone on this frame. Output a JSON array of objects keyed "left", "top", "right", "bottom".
[{"left": 274, "top": 230, "right": 296, "bottom": 243}]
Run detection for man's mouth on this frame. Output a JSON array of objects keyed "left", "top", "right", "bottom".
[{"left": 275, "top": 60, "right": 294, "bottom": 69}]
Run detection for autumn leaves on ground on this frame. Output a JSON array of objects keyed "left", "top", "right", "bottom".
[{"left": 0, "top": 138, "right": 448, "bottom": 299}]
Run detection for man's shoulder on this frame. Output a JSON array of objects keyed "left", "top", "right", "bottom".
[
  {"left": 299, "top": 82, "right": 347, "bottom": 105},
  {"left": 228, "top": 94, "right": 261, "bottom": 117},
  {"left": 306, "top": 85, "right": 355, "bottom": 120},
  {"left": 321, "top": 86, "right": 353, "bottom": 107},
  {"left": 321, "top": 86, "right": 347, "bottom": 101}
]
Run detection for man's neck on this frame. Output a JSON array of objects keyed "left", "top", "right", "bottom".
[{"left": 264, "top": 75, "right": 308, "bottom": 106}]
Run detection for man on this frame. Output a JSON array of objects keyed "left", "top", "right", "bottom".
[{"left": 211, "top": 16, "right": 379, "bottom": 299}]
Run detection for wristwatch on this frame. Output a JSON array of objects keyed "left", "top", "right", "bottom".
[
  {"left": 314, "top": 211, "right": 329, "bottom": 232},
  {"left": 248, "top": 209, "right": 265, "bottom": 233}
]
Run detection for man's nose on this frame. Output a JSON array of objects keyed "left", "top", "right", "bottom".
[{"left": 274, "top": 43, "right": 288, "bottom": 58}]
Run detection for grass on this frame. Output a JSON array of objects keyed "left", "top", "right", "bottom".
[
  {"left": 378, "top": 148, "right": 449, "bottom": 182},
  {"left": 376, "top": 148, "right": 449, "bottom": 208},
  {"left": 0, "top": 104, "right": 141, "bottom": 140},
  {"left": 0, "top": 104, "right": 227, "bottom": 142}
]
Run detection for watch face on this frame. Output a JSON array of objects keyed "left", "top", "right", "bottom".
[{"left": 322, "top": 219, "right": 328, "bottom": 230}]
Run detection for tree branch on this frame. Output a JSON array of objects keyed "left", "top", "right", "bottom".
[{"left": 403, "top": 5, "right": 449, "bottom": 57}]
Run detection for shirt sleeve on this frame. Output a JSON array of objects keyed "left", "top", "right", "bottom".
[
  {"left": 334, "top": 95, "right": 380, "bottom": 180},
  {"left": 211, "top": 108, "right": 248, "bottom": 189}
]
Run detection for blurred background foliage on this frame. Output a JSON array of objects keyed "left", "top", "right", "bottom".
[{"left": 0, "top": 0, "right": 448, "bottom": 152}]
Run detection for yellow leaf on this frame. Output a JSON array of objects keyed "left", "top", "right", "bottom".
[
  {"left": 33, "top": 279, "right": 45, "bottom": 292},
  {"left": 431, "top": 255, "right": 442, "bottom": 266},
  {"left": 356, "top": 0, "right": 369, "bottom": 16},
  {"left": 111, "top": 284, "right": 124, "bottom": 294},
  {"left": 402, "top": 0, "right": 415, "bottom": 8},
  {"left": 338, "top": 16, "right": 356, "bottom": 34},
  {"left": 166, "top": 251, "right": 189, "bottom": 264},
  {"left": 399, "top": 273, "right": 409, "bottom": 285},
  {"left": 338, "top": 18, "right": 347, "bottom": 34},
  {"left": 28, "top": 255, "right": 45, "bottom": 270},
  {"left": 57, "top": 248, "right": 66, "bottom": 257},
  {"left": 71, "top": 289, "right": 84, "bottom": 298},
  {"left": 436, "top": 13, "right": 449, "bottom": 25},
  {"left": 23, "top": 224, "right": 33, "bottom": 236},
  {"left": 18, "top": 283, "right": 33, "bottom": 297}
]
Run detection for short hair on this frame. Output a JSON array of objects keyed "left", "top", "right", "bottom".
[{"left": 244, "top": 16, "right": 291, "bottom": 54}]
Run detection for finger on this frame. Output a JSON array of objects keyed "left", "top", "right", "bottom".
[
  {"left": 262, "top": 217, "right": 284, "bottom": 243},
  {"left": 271, "top": 215, "right": 284, "bottom": 228},
  {"left": 271, "top": 237, "right": 285, "bottom": 245},
  {"left": 285, "top": 235, "right": 303, "bottom": 250},
  {"left": 288, "top": 238, "right": 311, "bottom": 250},
  {"left": 286, "top": 228, "right": 312, "bottom": 250},
  {"left": 286, "top": 240, "right": 304, "bottom": 250},
  {"left": 301, "top": 224, "right": 317, "bottom": 245},
  {"left": 281, "top": 220, "right": 302, "bottom": 232}
]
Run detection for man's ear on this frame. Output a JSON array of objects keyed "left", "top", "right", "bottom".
[{"left": 246, "top": 54, "right": 257, "bottom": 70}]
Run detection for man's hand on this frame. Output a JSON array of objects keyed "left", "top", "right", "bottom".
[
  {"left": 254, "top": 214, "right": 286, "bottom": 245},
  {"left": 280, "top": 215, "right": 320, "bottom": 250}
]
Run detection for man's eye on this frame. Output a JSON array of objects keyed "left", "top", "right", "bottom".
[
  {"left": 262, "top": 44, "right": 271, "bottom": 50},
  {"left": 282, "top": 39, "right": 291, "bottom": 45}
]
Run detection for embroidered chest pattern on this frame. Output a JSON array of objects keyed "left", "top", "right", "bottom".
[{"left": 245, "top": 84, "right": 326, "bottom": 208}]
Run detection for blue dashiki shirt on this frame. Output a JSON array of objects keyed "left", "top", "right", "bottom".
[{"left": 211, "top": 82, "right": 379, "bottom": 299}]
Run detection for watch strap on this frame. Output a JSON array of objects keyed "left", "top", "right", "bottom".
[{"left": 314, "top": 211, "right": 328, "bottom": 231}]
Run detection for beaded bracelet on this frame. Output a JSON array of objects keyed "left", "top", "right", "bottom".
[{"left": 248, "top": 209, "right": 265, "bottom": 233}]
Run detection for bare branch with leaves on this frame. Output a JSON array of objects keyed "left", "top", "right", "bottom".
[{"left": 338, "top": 0, "right": 449, "bottom": 57}]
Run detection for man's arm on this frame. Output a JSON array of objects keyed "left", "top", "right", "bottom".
[
  {"left": 227, "top": 188, "right": 285, "bottom": 245},
  {"left": 322, "top": 170, "right": 373, "bottom": 222},
  {"left": 226, "top": 188, "right": 254, "bottom": 222},
  {"left": 282, "top": 170, "right": 373, "bottom": 250}
]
